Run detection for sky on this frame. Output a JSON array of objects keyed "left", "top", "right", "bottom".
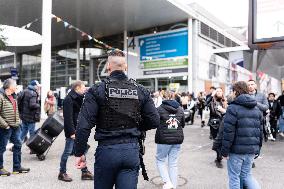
[
  {"left": 175, "top": 0, "right": 249, "bottom": 27},
  {"left": 175, "top": 0, "right": 284, "bottom": 39}
]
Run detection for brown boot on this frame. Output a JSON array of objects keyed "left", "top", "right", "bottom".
[
  {"left": 58, "top": 172, "right": 73, "bottom": 182},
  {"left": 81, "top": 170, "right": 94, "bottom": 180}
]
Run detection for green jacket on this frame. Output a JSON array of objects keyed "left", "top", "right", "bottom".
[{"left": 0, "top": 91, "right": 20, "bottom": 128}]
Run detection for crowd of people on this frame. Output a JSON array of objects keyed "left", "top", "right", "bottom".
[
  {"left": 151, "top": 80, "right": 284, "bottom": 189},
  {"left": 0, "top": 78, "right": 69, "bottom": 177},
  {"left": 152, "top": 83, "right": 284, "bottom": 143},
  {"left": 0, "top": 50, "right": 283, "bottom": 189}
]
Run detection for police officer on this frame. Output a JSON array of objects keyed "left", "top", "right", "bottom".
[{"left": 74, "top": 50, "right": 160, "bottom": 189}]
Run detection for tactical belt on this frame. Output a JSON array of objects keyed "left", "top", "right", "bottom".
[{"left": 98, "top": 137, "right": 138, "bottom": 146}]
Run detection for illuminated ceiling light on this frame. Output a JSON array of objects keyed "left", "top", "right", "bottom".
[{"left": 57, "top": 48, "right": 103, "bottom": 60}]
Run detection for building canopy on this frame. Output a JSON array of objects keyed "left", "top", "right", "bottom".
[{"left": 0, "top": 0, "right": 189, "bottom": 53}]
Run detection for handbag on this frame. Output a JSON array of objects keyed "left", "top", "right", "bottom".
[{"left": 208, "top": 118, "right": 220, "bottom": 129}]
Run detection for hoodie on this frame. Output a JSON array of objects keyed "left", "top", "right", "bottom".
[
  {"left": 221, "top": 94, "right": 263, "bottom": 157},
  {"left": 155, "top": 100, "right": 185, "bottom": 144}
]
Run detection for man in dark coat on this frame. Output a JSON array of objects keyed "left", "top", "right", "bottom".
[
  {"left": 58, "top": 81, "right": 93, "bottom": 182},
  {"left": 74, "top": 50, "right": 160, "bottom": 188},
  {"left": 18, "top": 80, "right": 41, "bottom": 143},
  {"left": 277, "top": 90, "right": 284, "bottom": 107},
  {"left": 221, "top": 81, "right": 262, "bottom": 189},
  {"left": 267, "top": 92, "right": 282, "bottom": 140}
]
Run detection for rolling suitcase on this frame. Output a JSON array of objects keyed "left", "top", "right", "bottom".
[
  {"left": 41, "top": 113, "right": 64, "bottom": 138},
  {"left": 26, "top": 129, "right": 53, "bottom": 157}
]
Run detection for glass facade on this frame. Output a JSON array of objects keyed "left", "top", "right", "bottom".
[
  {"left": 157, "top": 77, "right": 188, "bottom": 92},
  {"left": 20, "top": 44, "right": 104, "bottom": 90},
  {"left": 0, "top": 55, "right": 16, "bottom": 81},
  {"left": 136, "top": 77, "right": 188, "bottom": 92}
]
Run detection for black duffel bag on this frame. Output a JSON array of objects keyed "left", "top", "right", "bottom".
[
  {"left": 41, "top": 113, "right": 64, "bottom": 138},
  {"left": 26, "top": 129, "right": 53, "bottom": 155}
]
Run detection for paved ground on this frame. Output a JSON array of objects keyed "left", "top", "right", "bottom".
[{"left": 1, "top": 119, "right": 284, "bottom": 189}]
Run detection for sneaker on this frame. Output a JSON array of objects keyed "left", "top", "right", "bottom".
[
  {"left": 0, "top": 168, "right": 11, "bottom": 176},
  {"left": 12, "top": 167, "right": 30, "bottom": 174},
  {"left": 58, "top": 172, "right": 73, "bottom": 182},
  {"left": 6, "top": 143, "right": 14, "bottom": 151},
  {"left": 163, "top": 182, "right": 174, "bottom": 189},
  {"left": 268, "top": 136, "right": 275, "bottom": 141},
  {"left": 279, "top": 133, "right": 284, "bottom": 137},
  {"left": 81, "top": 170, "right": 94, "bottom": 180},
  {"left": 215, "top": 159, "right": 223, "bottom": 168}
]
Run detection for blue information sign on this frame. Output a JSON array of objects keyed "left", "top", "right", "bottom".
[
  {"left": 10, "top": 68, "right": 18, "bottom": 77},
  {"left": 139, "top": 29, "right": 188, "bottom": 61},
  {"left": 10, "top": 68, "right": 19, "bottom": 80}
]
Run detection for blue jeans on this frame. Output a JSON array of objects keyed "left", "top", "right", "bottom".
[
  {"left": 279, "top": 107, "right": 284, "bottom": 132},
  {"left": 20, "top": 122, "right": 36, "bottom": 142},
  {"left": 0, "top": 127, "right": 22, "bottom": 170},
  {"left": 156, "top": 144, "right": 181, "bottom": 188},
  {"left": 59, "top": 138, "right": 87, "bottom": 173},
  {"left": 227, "top": 153, "right": 261, "bottom": 189},
  {"left": 94, "top": 143, "right": 140, "bottom": 189}
]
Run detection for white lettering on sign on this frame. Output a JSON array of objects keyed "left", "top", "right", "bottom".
[{"left": 109, "top": 88, "right": 138, "bottom": 99}]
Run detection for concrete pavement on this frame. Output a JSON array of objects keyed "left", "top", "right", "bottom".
[{"left": 1, "top": 121, "right": 284, "bottom": 189}]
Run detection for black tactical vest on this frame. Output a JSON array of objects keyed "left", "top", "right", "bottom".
[{"left": 97, "top": 78, "right": 141, "bottom": 130}]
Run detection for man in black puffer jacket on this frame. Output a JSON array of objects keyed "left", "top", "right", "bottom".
[
  {"left": 18, "top": 80, "right": 41, "bottom": 143},
  {"left": 221, "top": 81, "right": 262, "bottom": 189},
  {"left": 155, "top": 91, "right": 185, "bottom": 189}
]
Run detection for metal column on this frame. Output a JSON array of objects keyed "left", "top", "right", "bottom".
[
  {"left": 89, "top": 58, "right": 94, "bottom": 85},
  {"left": 76, "top": 40, "right": 80, "bottom": 80},
  {"left": 40, "top": 0, "right": 52, "bottom": 119},
  {"left": 192, "top": 19, "right": 198, "bottom": 94},
  {"left": 187, "top": 18, "right": 193, "bottom": 92},
  {"left": 13, "top": 53, "right": 17, "bottom": 68},
  {"left": 155, "top": 78, "right": 158, "bottom": 91},
  {"left": 123, "top": 30, "right": 128, "bottom": 75}
]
